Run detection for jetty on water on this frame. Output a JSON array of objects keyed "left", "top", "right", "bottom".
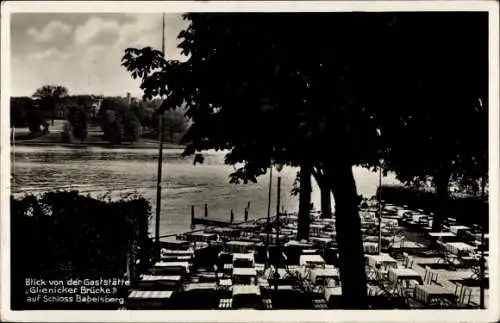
[{"left": 125, "top": 200, "right": 489, "bottom": 310}]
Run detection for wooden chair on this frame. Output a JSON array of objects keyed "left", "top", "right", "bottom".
[
  {"left": 423, "top": 266, "right": 438, "bottom": 285},
  {"left": 406, "top": 256, "right": 414, "bottom": 269},
  {"left": 262, "top": 298, "right": 273, "bottom": 309},
  {"left": 470, "top": 259, "right": 489, "bottom": 281},
  {"left": 402, "top": 252, "right": 414, "bottom": 269},
  {"left": 436, "top": 242, "right": 458, "bottom": 269},
  {"left": 218, "top": 298, "right": 233, "bottom": 309},
  {"left": 454, "top": 283, "right": 472, "bottom": 306},
  {"left": 312, "top": 298, "right": 329, "bottom": 309},
  {"left": 402, "top": 252, "right": 410, "bottom": 267}
]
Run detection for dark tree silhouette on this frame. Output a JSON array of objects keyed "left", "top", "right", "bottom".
[
  {"left": 10, "top": 97, "right": 32, "bottom": 128},
  {"left": 151, "top": 108, "right": 190, "bottom": 143},
  {"left": 374, "top": 14, "right": 488, "bottom": 231},
  {"left": 67, "top": 106, "right": 89, "bottom": 142},
  {"left": 32, "top": 85, "right": 69, "bottom": 125},
  {"left": 98, "top": 98, "right": 141, "bottom": 144},
  {"left": 122, "top": 12, "right": 488, "bottom": 308}
]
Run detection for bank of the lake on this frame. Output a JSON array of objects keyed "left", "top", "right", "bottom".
[
  {"left": 12, "top": 123, "right": 185, "bottom": 150},
  {"left": 12, "top": 141, "right": 185, "bottom": 150}
]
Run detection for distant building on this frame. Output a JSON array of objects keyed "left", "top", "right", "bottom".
[{"left": 90, "top": 99, "right": 103, "bottom": 118}]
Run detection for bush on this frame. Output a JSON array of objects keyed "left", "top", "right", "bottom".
[
  {"left": 25, "top": 110, "right": 50, "bottom": 137},
  {"left": 10, "top": 191, "right": 153, "bottom": 310},
  {"left": 98, "top": 98, "right": 142, "bottom": 144},
  {"left": 122, "top": 112, "right": 141, "bottom": 143},
  {"left": 61, "top": 121, "right": 74, "bottom": 143},
  {"left": 68, "top": 106, "right": 89, "bottom": 142}
]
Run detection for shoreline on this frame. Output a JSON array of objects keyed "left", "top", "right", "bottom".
[{"left": 11, "top": 141, "right": 185, "bottom": 150}]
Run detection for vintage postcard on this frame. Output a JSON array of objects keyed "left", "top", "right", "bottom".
[{"left": 1, "top": 1, "right": 499, "bottom": 322}]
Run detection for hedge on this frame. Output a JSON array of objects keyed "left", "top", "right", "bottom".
[{"left": 10, "top": 191, "right": 153, "bottom": 310}]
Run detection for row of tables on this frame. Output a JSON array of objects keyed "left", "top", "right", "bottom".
[{"left": 366, "top": 252, "right": 457, "bottom": 307}]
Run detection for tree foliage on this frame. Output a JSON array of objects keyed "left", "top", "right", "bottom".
[
  {"left": 67, "top": 106, "right": 89, "bottom": 142},
  {"left": 61, "top": 121, "right": 74, "bottom": 143},
  {"left": 153, "top": 108, "right": 190, "bottom": 143},
  {"left": 10, "top": 191, "right": 153, "bottom": 309},
  {"left": 98, "top": 98, "right": 141, "bottom": 144},
  {"left": 10, "top": 97, "right": 33, "bottom": 127},
  {"left": 373, "top": 14, "right": 489, "bottom": 230},
  {"left": 122, "top": 12, "right": 488, "bottom": 308},
  {"left": 10, "top": 97, "right": 51, "bottom": 136},
  {"left": 128, "top": 99, "right": 190, "bottom": 143},
  {"left": 32, "top": 85, "right": 69, "bottom": 123}
]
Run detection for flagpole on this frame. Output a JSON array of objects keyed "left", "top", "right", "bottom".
[{"left": 154, "top": 13, "right": 166, "bottom": 259}]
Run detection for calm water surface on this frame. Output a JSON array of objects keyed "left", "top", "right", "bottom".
[{"left": 11, "top": 145, "right": 399, "bottom": 236}]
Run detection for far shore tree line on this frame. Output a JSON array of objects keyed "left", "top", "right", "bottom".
[{"left": 10, "top": 85, "right": 189, "bottom": 145}]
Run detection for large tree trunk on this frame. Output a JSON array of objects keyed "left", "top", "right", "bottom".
[
  {"left": 313, "top": 169, "right": 333, "bottom": 219},
  {"left": 297, "top": 164, "right": 312, "bottom": 241},
  {"left": 320, "top": 185, "right": 332, "bottom": 218},
  {"left": 432, "top": 171, "right": 450, "bottom": 231},
  {"left": 324, "top": 160, "right": 368, "bottom": 309}
]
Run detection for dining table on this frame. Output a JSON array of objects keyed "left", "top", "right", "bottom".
[
  {"left": 388, "top": 268, "right": 423, "bottom": 284},
  {"left": 445, "top": 242, "right": 476, "bottom": 255},
  {"left": 414, "top": 284, "right": 456, "bottom": 306},
  {"left": 367, "top": 253, "right": 398, "bottom": 269}
]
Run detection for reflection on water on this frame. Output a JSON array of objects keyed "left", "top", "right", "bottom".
[{"left": 11, "top": 145, "right": 399, "bottom": 236}]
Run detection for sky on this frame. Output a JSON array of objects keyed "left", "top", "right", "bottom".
[{"left": 10, "top": 13, "right": 188, "bottom": 97}]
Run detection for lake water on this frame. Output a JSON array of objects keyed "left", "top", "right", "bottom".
[{"left": 10, "top": 145, "right": 400, "bottom": 236}]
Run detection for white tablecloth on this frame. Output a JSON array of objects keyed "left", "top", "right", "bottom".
[
  {"left": 299, "top": 254, "right": 325, "bottom": 266},
  {"left": 428, "top": 232, "right": 456, "bottom": 238},
  {"left": 388, "top": 268, "right": 423, "bottom": 284},
  {"left": 367, "top": 253, "right": 398, "bottom": 268},
  {"left": 414, "top": 285, "right": 455, "bottom": 304},
  {"left": 310, "top": 268, "right": 339, "bottom": 284},
  {"left": 449, "top": 225, "right": 471, "bottom": 235},
  {"left": 445, "top": 242, "right": 475, "bottom": 255}
]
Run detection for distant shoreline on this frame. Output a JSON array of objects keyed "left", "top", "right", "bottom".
[
  {"left": 11, "top": 141, "right": 185, "bottom": 150},
  {"left": 11, "top": 121, "right": 186, "bottom": 150}
]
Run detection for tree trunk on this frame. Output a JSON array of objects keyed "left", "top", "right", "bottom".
[
  {"left": 297, "top": 164, "right": 312, "bottom": 241},
  {"left": 432, "top": 171, "right": 450, "bottom": 231},
  {"left": 314, "top": 171, "right": 333, "bottom": 219},
  {"left": 324, "top": 160, "right": 368, "bottom": 309},
  {"left": 320, "top": 185, "right": 332, "bottom": 219}
]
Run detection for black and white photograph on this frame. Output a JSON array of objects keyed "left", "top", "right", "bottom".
[{"left": 1, "top": 1, "right": 499, "bottom": 322}]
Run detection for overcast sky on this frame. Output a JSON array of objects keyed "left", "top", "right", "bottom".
[{"left": 10, "top": 13, "right": 188, "bottom": 97}]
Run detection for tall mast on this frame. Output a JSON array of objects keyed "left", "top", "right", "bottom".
[{"left": 154, "top": 13, "right": 166, "bottom": 258}]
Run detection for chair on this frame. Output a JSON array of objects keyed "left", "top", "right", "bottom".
[
  {"left": 470, "top": 258, "right": 488, "bottom": 281},
  {"left": 454, "top": 283, "right": 472, "bottom": 306},
  {"left": 406, "top": 257, "right": 414, "bottom": 269},
  {"left": 423, "top": 266, "right": 438, "bottom": 285},
  {"left": 218, "top": 298, "right": 233, "bottom": 309},
  {"left": 436, "top": 242, "right": 458, "bottom": 269},
  {"left": 312, "top": 298, "right": 329, "bottom": 309},
  {"left": 402, "top": 252, "right": 410, "bottom": 267},
  {"left": 376, "top": 267, "right": 389, "bottom": 281},
  {"left": 423, "top": 266, "right": 431, "bottom": 284},
  {"left": 402, "top": 252, "right": 414, "bottom": 269},
  {"left": 262, "top": 298, "right": 273, "bottom": 309}
]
